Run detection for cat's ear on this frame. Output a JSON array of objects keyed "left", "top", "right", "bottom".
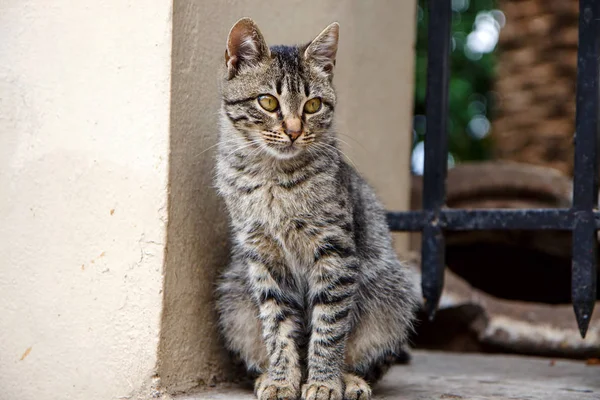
[
  {"left": 225, "top": 17, "right": 270, "bottom": 80},
  {"left": 304, "top": 22, "right": 339, "bottom": 79}
]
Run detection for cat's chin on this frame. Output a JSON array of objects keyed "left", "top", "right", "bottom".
[{"left": 264, "top": 145, "right": 303, "bottom": 160}]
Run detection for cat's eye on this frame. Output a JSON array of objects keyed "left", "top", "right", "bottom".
[
  {"left": 303, "top": 98, "right": 322, "bottom": 114},
  {"left": 258, "top": 94, "right": 279, "bottom": 112}
]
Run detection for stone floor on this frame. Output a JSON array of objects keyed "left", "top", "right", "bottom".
[{"left": 177, "top": 351, "right": 600, "bottom": 400}]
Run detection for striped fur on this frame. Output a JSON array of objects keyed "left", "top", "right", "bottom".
[{"left": 215, "top": 18, "right": 418, "bottom": 400}]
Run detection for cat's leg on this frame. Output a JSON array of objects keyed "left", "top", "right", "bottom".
[
  {"left": 217, "top": 251, "right": 303, "bottom": 400},
  {"left": 344, "top": 261, "right": 418, "bottom": 386},
  {"left": 216, "top": 262, "right": 268, "bottom": 373},
  {"left": 303, "top": 239, "right": 359, "bottom": 400},
  {"left": 251, "top": 263, "right": 303, "bottom": 399},
  {"left": 245, "top": 237, "right": 304, "bottom": 400}
]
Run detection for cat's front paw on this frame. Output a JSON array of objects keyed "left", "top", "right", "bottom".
[
  {"left": 301, "top": 378, "right": 343, "bottom": 400},
  {"left": 255, "top": 373, "right": 300, "bottom": 400},
  {"left": 342, "top": 373, "right": 371, "bottom": 400}
]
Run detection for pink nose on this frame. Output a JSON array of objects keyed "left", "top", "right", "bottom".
[
  {"left": 284, "top": 118, "right": 302, "bottom": 141},
  {"left": 285, "top": 129, "right": 301, "bottom": 141}
]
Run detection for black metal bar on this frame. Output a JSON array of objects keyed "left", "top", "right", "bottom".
[
  {"left": 571, "top": 0, "right": 600, "bottom": 338},
  {"left": 387, "top": 211, "right": 428, "bottom": 231},
  {"left": 387, "top": 209, "right": 575, "bottom": 231},
  {"left": 421, "top": 0, "right": 452, "bottom": 320}
]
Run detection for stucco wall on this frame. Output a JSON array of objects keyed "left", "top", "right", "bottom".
[
  {"left": 0, "top": 2, "right": 172, "bottom": 399},
  {"left": 160, "top": 0, "right": 416, "bottom": 393}
]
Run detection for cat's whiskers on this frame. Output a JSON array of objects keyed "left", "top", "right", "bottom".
[
  {"left": 305, "top": 146, "right": 321, "bottom": 162},
  {"left": 309, "top": 142, "right": 338, "bottom": 165},
  {"left": 336, "top": 132, "right": 368, "bottom": 152},
  {"left": 195, "top": 137, "right": 240, "bottom": 158},
  {"left": 246, "top": 141, "right": 269, "bottom": 159},
  {"left": 224, "top": 139, "right": 262, "bottom": 158},
  {"left": 314, "top": 141, "right": 358, "bottom": 170},
  {"left": 262, "top": 131, "right": 284, "bottom": 138},
  {"left": 262, "top": 137, "right": 288, "bottom": 143},
  {"left": 334, "top": 137, "right": 354, "bottom": 150},
  {"left": 242, "top": 133, "right": 271, "bottom": 155}
]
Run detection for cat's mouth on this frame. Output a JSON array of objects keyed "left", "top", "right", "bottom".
[
  {"left": 265, "top": 141, "right": 304, "bottom": 159},
  {"left": 276, "top": 143, "right": 301, "bottom": 156},
  {"left": 258, "top": 130, "right": 310, "bottom": 159},
  {"left": 281, "top": 143, "right": 298, "bottom": 151}
]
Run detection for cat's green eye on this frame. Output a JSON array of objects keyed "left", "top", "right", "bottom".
[
  {"left": 304, "top": 98, "right": 322, "bottom": 114},
  {"left": 258, "top": 94, "right": 279, "bottom": 112}
]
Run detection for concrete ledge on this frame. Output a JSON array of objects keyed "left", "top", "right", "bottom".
[{"left": 177, "top": 351, "right": 600, "bottom": 400}]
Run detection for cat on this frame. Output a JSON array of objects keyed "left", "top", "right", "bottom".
[{"left": 214, "top": 18, "right": 418, "bottom": 400}]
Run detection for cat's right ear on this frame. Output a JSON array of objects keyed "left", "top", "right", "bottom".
[{"left": 225, "top": 17, "right": 270, "bottom": 80}]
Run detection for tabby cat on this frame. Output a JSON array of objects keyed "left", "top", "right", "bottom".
[{"left": 215, "top": 18, "right": 418, "bottom": 400}]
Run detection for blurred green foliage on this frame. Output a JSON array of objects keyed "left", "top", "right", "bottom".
[{"left": 413, "top": 0, "right": 498, "bottom": 169}]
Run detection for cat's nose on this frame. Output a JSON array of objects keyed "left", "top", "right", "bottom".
[
  {"left": 285, "top": 129, "right": 302, "bottom": 142},
  {"left": 284, "top": 118, "right": 302, "bottom": 142}
]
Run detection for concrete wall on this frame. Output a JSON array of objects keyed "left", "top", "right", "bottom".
[
  {"left": 160, "top": 0, "right": 417, "bottom": 394},
  {"left": 0, "top": 1, "right": 172, "bottom": 399}
]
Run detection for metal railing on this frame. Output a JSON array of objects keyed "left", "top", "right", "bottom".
[{"left": 387, "top": 0, "right": 599, "bottom": 338}]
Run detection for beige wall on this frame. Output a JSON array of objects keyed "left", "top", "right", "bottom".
[
  {"left": 161, "top": 0, "right": 416, "bottom": 394},
  {"left": 0, "top": 1, "right": 172, "bottom": 400},
  {"left": 1, "top": 0, "right": 416, "bottom": 397}
]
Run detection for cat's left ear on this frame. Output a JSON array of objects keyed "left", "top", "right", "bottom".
[{"left": 304, "top": 22, "right": 339, "bottom": 79}]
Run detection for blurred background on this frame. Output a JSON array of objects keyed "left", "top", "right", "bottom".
[
  {"left": 412, "top": 0, "right": 499, "bottom": 173},
  {"left": 409, "top": 0, "right": 600, "bottom": 362},
  {"left": 412, "top": 0, "right": 578, "bottom": 175}
]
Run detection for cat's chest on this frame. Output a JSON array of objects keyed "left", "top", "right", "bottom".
[
  {"left": 241, "top": 180, "right": 314, "bottom": 225},
  {"left": 236, "top": 181, "right": 326, "bottom": 253},
  {"left": 220, "top": 159, "right": 338, "bottom": 259},
  {"left": 223, "top": 166, "right": 323, "bottom": 221}
]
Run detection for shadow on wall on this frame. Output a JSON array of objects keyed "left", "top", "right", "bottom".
[{"left": 158, "top": 1, "right": 233, "bottom": 392}]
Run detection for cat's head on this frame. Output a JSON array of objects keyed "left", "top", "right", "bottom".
[{"left": 220, "top": 18, "right": 339, "bottom": 160}]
